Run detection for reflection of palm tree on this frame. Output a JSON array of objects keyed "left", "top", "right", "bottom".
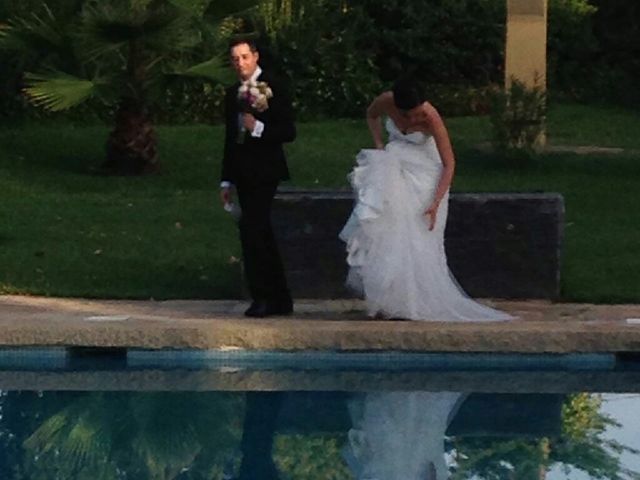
[{"left": 18, "top": 392, "right": 243, "bottom": 480}]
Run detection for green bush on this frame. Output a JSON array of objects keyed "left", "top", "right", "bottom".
[
  {"left": 357, "top": 0, "right": 506, "bottom": 86},
  {"left": 2, "top": 0, "right": 638, "bottom": 123},
  {"left": 490, "top": 78, "right": 547, "bottom": 155},
  {"left": 153, "top": 79, "right": 226, "bottom": 125},
  {"left": 548, "top": 0, "right": 640, "bottom": 107},
  {"left": 425, "top": 84, "right": 498, "bottom": 116},
  {"left": 547, "top": 0, "right": 599, "bottom": 98},
  {"left": 259, "top": 1, "right": 383, "bottom": 119},
  {"left": 589, "top": 0, "right": 640, "bottom": 106},
  {"left": 249, "top": 0, "right": 506, "bottom": 118}
]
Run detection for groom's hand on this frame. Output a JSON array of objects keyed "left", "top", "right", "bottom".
[{"left": 242, "top": 113, "right": 257, "bottom": 131}]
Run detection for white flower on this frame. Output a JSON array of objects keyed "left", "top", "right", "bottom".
[
  {"left": 249, "top": 87, "right": 260, "bottom": 96},
  {"left": 253, "top": 96, "right": 269, "bottom": 112}
]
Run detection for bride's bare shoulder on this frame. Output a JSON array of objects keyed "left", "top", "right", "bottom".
[
  {"left": 422, "top": 100, "right": 438, "bottom": 115},
  {"left": 368, "top": 91, "right": 394, "bottom": 116},
  {"left": 421, "top": 101, "right": 444, "bottom": 126},
  {"left": 372, "top": 91, "right": 394, "bottom": 106}
]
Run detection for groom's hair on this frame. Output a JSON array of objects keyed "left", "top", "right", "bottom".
[
  {"left": 229, "top": 36, "right": 259, "bottom": 53},
  {"left": 392, "top": 77, "right": 425, "bottom": 111}
]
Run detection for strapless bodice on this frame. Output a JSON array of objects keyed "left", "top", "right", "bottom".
[{"left": 385, "top": 117, "right": 430, "bottom": 145}]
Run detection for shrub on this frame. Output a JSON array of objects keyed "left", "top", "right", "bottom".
[
  {"left": 260, "top": 2, "right": 383, "bottom": 119},
  {"left": 490, "top": 78, "right": 547, "bottom": 155}
]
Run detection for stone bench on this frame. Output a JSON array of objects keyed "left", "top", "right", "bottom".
[{"left": 272, "top": 189, "right": 564, "bottom": 299}]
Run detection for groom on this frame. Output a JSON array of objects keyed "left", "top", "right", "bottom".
[{"left": 220, "top": 38, "right": 296, "bottom": 317}]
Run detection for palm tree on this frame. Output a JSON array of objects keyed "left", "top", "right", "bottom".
[{"left": 0, "top": 0, "right": 255, "bottom": 174}]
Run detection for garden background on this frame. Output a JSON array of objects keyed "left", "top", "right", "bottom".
[{"left": 1, "top": 0, "right": 638, "bottom": 302}]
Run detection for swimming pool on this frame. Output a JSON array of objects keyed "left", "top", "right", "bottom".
[{"left": 1, "top": 349, "right": 639, "bottom": 479}]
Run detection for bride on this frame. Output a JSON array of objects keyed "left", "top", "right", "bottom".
[{"left": 339, "top": 78, "right": 512, "bottom": 321}]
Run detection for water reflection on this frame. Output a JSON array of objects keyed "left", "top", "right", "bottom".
[
  {"left": 0, "top": 390, "right": 639, "bottom": 479},
  {"left": 0, "top": 391, "right": 244, "bottom": 479},
  {"left": 237, "top": 392, "right": 283, "bottom": 480},
  {"left": 344, "top": 392, "right": 463, "bottom": 479}
]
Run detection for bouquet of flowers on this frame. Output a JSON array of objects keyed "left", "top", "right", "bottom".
[
  {"left": 238, "top": 80, "right": 273, "bottom": 113},
  {"left": 236, "top": 80, "right": 273, "bottom": 143}
]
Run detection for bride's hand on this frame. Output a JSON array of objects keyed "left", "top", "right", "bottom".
[{"left": 424, "top": 202, "right": 439, "bottom": 231}]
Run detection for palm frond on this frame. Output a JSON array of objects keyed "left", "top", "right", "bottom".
[
  {"left": 77, "top": 3, "right": 143, "bottom": 59},
  {"left": 23, "top": 411, "right": 68, "bottom": 453},
  {"left": 64, "top": 416, "right": 110, "bottom": 471},
  {"left": 131, "top": 0, "right": 155, "bottom": 10},
  {"left": 0, "top": 23, "right": 12, "bottom": 49},
  {"left": 178, "top": 56, "right": 235, "bottom": 84},
  {"left": 167, "top": 0, "right": 214, "bottom": 16},
  {"left": 24, "top": 72, "right": 98, "bottom": 111},
  {"left": 23, "top": 395, "right": 115, "bottom": 476},
  {"left": 78, "top": 1, "right": 201, "bottom": 61},
  {"left": 143, "top": 12, "right": 202, "bottom": 52},
  {"left": 205, "top": 0, "right": 266, "bottom": 21},
  {"left": 0, "top": 4, "right": 66, "bottom": 53}
]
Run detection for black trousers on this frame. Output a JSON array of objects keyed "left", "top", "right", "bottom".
[{"left": 236, "top": 182, "right": 290, "bottom": 303}]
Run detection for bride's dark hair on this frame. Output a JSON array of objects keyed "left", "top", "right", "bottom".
[{"left": 392, "top": 77, "right": 425, "bottom": 111}]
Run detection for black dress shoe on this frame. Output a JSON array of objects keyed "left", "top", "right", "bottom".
[
  {"left": 244, "top": 301, "right": 269, "bottom": 317},
  {"left": 270, "top": 297, "right": 293, "bottom": 315},
  {"left": 245, "top": 299, "right": 293, "bottom": 318}
]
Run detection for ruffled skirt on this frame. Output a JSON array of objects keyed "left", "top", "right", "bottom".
[{"left": 339, "top": 140, "right": 512, "bottom": 321}]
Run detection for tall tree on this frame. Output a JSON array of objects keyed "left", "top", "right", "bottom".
[{"left": 0, "top": 0, "right": 256, "bottom": 174}]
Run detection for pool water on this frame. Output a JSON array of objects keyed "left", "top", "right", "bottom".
[{"left": 1, "top": 355, "right": 640, "bottom": 479}]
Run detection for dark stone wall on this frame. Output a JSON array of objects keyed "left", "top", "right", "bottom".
[{"left": 272, "top": 189, "right": 564, "bottom": 299}]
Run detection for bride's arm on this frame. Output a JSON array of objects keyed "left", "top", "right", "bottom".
[
  {"left": 366, "top": 92, "right": 390, "bottom": 149},
  {"left": 424, "top": 103, "right": 456, "bottom": 230}
]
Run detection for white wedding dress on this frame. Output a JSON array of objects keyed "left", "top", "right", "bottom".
[
  {"left": 339, "top": 118, "right": 512, "bottom": 321},
  {"left": 343, "top": 391, "right": 464, "bottom": 480}
]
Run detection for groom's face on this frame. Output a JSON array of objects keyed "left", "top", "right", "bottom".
[{"left": 231, "top": 43, "right": 259, "bottom": 81}]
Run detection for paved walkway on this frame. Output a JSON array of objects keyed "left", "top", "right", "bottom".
[
  {"left": 1, "top": 295, "right": 640, "bottom": 354},
  {"left": 475, "top": 142, "right": 640, "bottom": 156}
]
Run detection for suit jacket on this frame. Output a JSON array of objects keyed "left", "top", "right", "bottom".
[{"left": 221, "top": 71, "right": 296, "bottom": 187}]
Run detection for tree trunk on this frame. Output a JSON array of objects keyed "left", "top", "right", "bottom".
[{"left": 103, "top": 99, "right": 159, "bottom": 175}]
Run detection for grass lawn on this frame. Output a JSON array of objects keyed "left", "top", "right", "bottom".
[{"left": 1, "top": 103, "right": 639, "bottom": 302}]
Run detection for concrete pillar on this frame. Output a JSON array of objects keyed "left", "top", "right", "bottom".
[{"left": 505, "top": 0, "right": 548, "bottom": 88}]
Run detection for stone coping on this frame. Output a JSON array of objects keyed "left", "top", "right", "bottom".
[
  {"left": 2, "top": 369, "right": 640, "bottom": 393},
  {"left": 1, "top": 295, "right": 639, "bottom": 354}
]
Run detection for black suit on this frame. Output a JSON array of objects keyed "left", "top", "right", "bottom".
[{"left": 221, "top": 70, "right": 296, "bottom": 304}]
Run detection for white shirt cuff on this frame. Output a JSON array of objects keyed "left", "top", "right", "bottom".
[
  {"left": 251, "top": 120, "right": 265, "bottom": 138},
  {"left": 220, "top": 181, "right": 232, "bottom": 188}
]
